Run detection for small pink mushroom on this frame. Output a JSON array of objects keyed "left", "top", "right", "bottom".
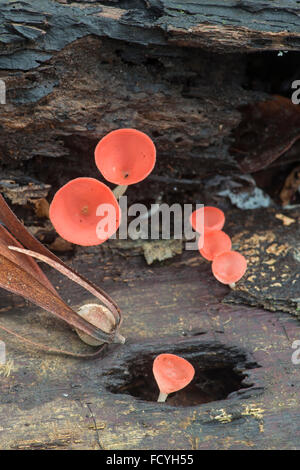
[
  {"left": 212, "top": 251, "right": 247, "bottom": 288},
  {"left": 199, "top": 230, "right": 232, "bottom": 261},
  {"left": 190, "top": 206, "right": 225, "bottom": 234},
  {"left": 153, "top": 353, "right": 195, "bottom": 403},
  {"left": 49, "top": 177, "right": 121, "bottom": 246}
]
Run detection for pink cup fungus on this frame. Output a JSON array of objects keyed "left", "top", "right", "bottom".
[
  {"left": 94, "top": 128, "right": 156, "bottom": 197},
  {"left": 49, "top": 177, "right": 121, "bottom": 246},
  {"left": 212, "top": 250, "right": 247, "bottom": 288},
  {"left": 190, "top": 206, "right": 225, "bottom": 234},
  {"left": 153, "top": 353, "right": 195, "bottom": 403},
  {"left": 199, "top": 230, "right": 232, "bottom": 261}
]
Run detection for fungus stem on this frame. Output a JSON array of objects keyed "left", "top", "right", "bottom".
[
  {"left": 229, "top": 282, "right": 236, "bottom": 289},
  {"left": 113, "top": 331, "right": 126, "bottom": 344},
  {"left": 157, "top": 392, "right": 168, "bottom": 403},
  {"left": 113, "top": 185, "right": 128, "bottom": 199}
]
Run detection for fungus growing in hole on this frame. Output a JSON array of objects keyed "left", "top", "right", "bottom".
[
  {"left": 49, "top": 177, "right": 121, "bottom": 246},
  {"left": 76, "top": 303, "right": 125, "bottom": 346},
  {"left": 212, "top": 250, "right": 247, "bottom": 288},
  {"left": 153, "top": 353, "right": 195, "bottom": 403},
  {"left": 190, "top": 206, "right": 225, "bottom": 234},
  {"left": 199, "top": 230, "right": 232, "bottom": 261},
  {"left": 94, "top": 128, "right": 156, "bottom": 197}
]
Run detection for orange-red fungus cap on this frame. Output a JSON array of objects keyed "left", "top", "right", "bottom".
[
  {"left": 49, "top": 177, "right": 121, "bottom": 246},
  {"left": 212, "top": 251, "right": 247, "bottom": 284},
  {"left": 153, "top": 353, "right": 195, "bottom": 395},
  {"left": 190, "top": 206, "right": 225, "bottom": 234},
  {"left": 95, "top": 128, "right": 156, "bottom": 185},
  {"left": 199, "top": 230, "right": 232, "bottom": 261}
]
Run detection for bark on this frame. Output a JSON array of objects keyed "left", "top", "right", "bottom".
[
  {"left": 0, "top": 0, "right": 300, "bottom": 450},
  {"left": 0, "top": 242, "right": 299, "bottom": 449},
  {"left": 0, "top": 0, "right": 300, "bottom": 197}
]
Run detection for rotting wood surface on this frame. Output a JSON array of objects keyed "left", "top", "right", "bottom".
[
  {"left": 0, "top": 0, "right": 300, "bottom": 450},
  {"left": 2, "top": 0, "right": 300, "bottom": 194},
  {"left": 0, "top": 230, "right": 299, "bottom": 449},
  {"left": 225, "top": 207, "right": 300, "bottom": 318},
  {"left": 1, "top": 0, "right": 300, "bottom": 58}
]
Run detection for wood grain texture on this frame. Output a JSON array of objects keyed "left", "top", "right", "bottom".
[
  {"left": 225, "top": 207, "right": 300, "bottom": 317},
  {"left": 0, "top": 0, "right": 299, "bottom": 450},
  {"left": 1, "top": 2, "right": 299, "bottom": 200},
  {"left": 1, "top": 0, "right": 300, "bottom": 58},
  {"left": 0, "top": 231, "right": 299, "bottom": 449}
]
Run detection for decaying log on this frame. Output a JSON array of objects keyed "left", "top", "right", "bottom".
[
  {"left": 0, "top": 244, "right": 299, "bottom": 449},
  {"left": 0, "top": 0, "right": 300, "bottom": 450},
  {"left": 1, "top": 0, "right": 300, "bottom": 189},
  {"left": 0, "top": 176, "right": 50, "bottom": 205},
  {"left": 224, "top": 207, "right": 300, "bottom": 318},
  {"left": 1, "top": 0, "right": 300, "bottom": 57}
]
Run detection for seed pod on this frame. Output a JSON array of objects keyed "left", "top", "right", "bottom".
[{"left": 76, "top": 303, "right": 125, "bottom": 346}]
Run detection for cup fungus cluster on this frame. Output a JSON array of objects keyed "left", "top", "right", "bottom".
[
  {"left": 151, "top": 208, "right": 246, "bottom": 405},
  {"left": 50, "top": 128, "right": 156, "bottom": 247},
  {"left": 190, "top": 206, "right": 247, "bottom": 288},
  {"left": 0, "top": 126, "right": 248, "bottom": 390}
]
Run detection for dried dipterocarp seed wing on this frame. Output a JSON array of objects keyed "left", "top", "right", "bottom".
[{"left": 0, "top": 194, "right": 123, "bottom": 357}]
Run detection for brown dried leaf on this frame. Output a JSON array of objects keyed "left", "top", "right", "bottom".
[
  {"left": 0, "top": 224, "right": 55, "bottom": 294},
  {"left": 0, "top": 194, "right": 122, "bottom": 351},
  {"left": 9, "top": 246, "right": 121, "bottom": 325},
  {"left": 0, "top": 194, "right": 120, "bottom": 319},
  {"left": 0, "top": 250, "right": 113, "bottom": 343}
]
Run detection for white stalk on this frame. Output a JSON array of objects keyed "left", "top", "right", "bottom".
[
  {"left": 157, "top": 392, "right": 168, "bottom": 402},
  {"left": 113, "top": 185, "right": 128, "bottom": 199}
]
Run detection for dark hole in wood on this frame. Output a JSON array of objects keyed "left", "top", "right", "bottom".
[
  {"left": 230, "top": 51, "right": 300, "bottom": 202},
  {"left": 242, "top": 51, "right": 300, "bottom": 97},
  {"left": 115, "top": 366, "right": 247, "bottom": 406},
  {"left": 105, "top": 341, "right": 260, "bottom": 407}
]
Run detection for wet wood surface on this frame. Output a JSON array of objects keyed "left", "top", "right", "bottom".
[
  {"left": 0, "top": 228, "right": 299, "bottom": 450},
  {"left": 0, "top": 0, "right": 299, "bottom": 450}
]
